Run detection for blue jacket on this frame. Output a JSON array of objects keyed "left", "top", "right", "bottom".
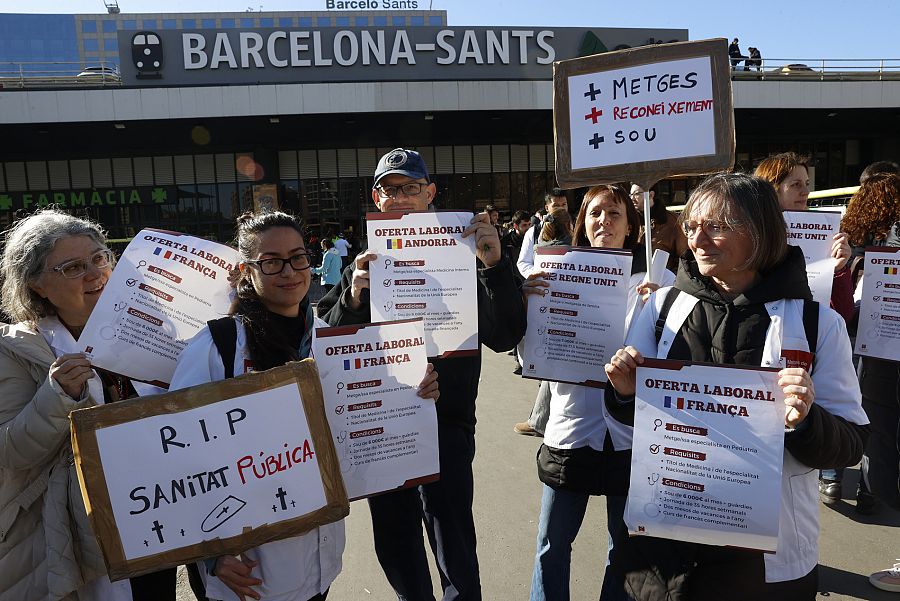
[{"left": 312, "top": 248, "right": 342, "bottom": 285}]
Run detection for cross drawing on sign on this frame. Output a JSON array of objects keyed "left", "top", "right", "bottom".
[
  {"left": 151, "top": 520, "right": 165, "bottom": 544},
  {"left": 275, "top": 486, "right": 288, "bottom": 511},
  {"left": 584, "top": 107, "right": 603, "bottom": 123},
  {"left": 584, "top": 82, "right": 601, "bottom": 101},
  {"left": 588, "top": 133, "right": 605, "bottom": 149}
]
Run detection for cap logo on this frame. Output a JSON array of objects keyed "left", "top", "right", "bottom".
[{"left": 385, "top": 151, "right": 408, "bottom": 168}]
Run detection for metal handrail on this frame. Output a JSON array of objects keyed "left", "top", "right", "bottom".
[
  {"left": 730, "top": 57, "right": 900, "bottom": 81},
  {"left": 0, "top": 61, "right": 122, "bottom": 88}
]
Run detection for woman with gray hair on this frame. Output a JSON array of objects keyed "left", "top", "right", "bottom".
[
  {"left": 0, "top": 209, "right": 173, "bottom": 600},
  {"left": 602, "top": 173, "right": 869, "bottom": 600}
]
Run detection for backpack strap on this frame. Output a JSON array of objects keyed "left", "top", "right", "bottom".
[
  {"left": 802, "top": 299, "right": 819, "bottom": 372},
  {"left": 655, "top": 288, "right": 682, "bottom": 344},
  {"left": 207, "top": 317, "right": 237, "bottom": 379}
]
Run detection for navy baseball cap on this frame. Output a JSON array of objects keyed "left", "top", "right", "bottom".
[{"left": 373, "top": 148, "right": 430, "bottom": 185}]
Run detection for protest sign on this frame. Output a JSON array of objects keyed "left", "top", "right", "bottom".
[
  {"left": 785, "top": 210, "right": 840, "bottom": 305},
  {"left": 553, "top": 38, "right": 734, "bottom": 190},
  {"left": 856, "top": 247, "right": 900, "bottom": 362},
  {"left": 520, "top": 247, "right": 632, "bottom": 386},
  {"left": 71, "top": 359, "right": 348, "bottom": 580},
  {"left": 313, "top": 318, "right": 438, "bottom": 500},
  {"left": 79, "top": 229, "right": 240, "bottom": 386},
  {"left": 366, "top": 210, "right": 478, "bottom": 358},
  {"left": 627, "top": 359, "right": 784, "bottom": 551}
]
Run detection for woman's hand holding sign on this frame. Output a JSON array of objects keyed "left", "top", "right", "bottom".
[
  {"left": 605, "top": 346, "right": 644, "bottom": 397},
  {"left": 417, "top": 362, "right": 440, "bottom": 402},
  {"left": 50, "top": 353, "right": 94, "bottom": 399},
  {"left": 215, "top": 554, "right": 262, "bottom": 601},
  {"left": 779, "top": 367, "right": 815, "bottom": 428}
]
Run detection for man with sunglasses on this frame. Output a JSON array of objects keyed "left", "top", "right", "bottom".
[{"left": 318, "top": 148, "right": 526, "bottom": 601}]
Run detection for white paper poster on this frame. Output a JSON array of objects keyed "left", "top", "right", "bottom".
[
  {"left": 856, "top": 247, "right": 900, "bottom": 362},
  {"left": 785, "top": 210, "right": 839, "bottom": 305},
  {"left": 95, "top": 383, "right": 326, "bottom": 561},
  {"left": 79, "top": 230, "right": 239, "bottom": 386},
  {"left": 313, "top": 318, "right": 437, "bottom": 500},
  {"left": 366, "top": 211, "right": 478, "bottom": 358},
  {"left": 567, "top": 56, "right": 716, "bottom": 170},
  {"left": 520, "top": 247, "right": 632, "bottom": 386},
  {"left": 627, "top": 360, "right": 785, "bottom": 551}
]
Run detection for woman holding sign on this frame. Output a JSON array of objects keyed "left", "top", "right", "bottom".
[
  {"left": 0, "top": 209, "right": 177, "bottom": 600},
  {"left": 525, "top": 185, "right": 674, "bottom": 601},
  {"left": 604, "top": 173, "right": 868, "bottom": 600},
  {"left": 841, "top": 173, "right": 900, "bottom": 516},
  {"left": 169, "top": 211, "right": 439, "bottom": 601},
  {"left": 754, "top": 152, "right": 854, "bottom": 321}
]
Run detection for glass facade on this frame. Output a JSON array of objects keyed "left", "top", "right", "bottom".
[{"left": 0, "top": 144, "right": 555, "bottom": 243}]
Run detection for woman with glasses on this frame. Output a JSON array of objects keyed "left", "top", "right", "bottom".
[
  {"left": 0, "top": 209, "right": 175, "bottom": 600},
  {"left": 525, "top": 185, "right": 674, "bottom": 601},
  {"left": 169, "top": 211, "right": 439, "bottom": 601},
  {"left": 628, "top": 183, "right": 687, "bottom": 273},
  {"left": 603, "top": 173, "right": 868, "bottom": 600}
]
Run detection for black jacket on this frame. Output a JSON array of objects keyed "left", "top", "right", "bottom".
[
  {"left": 605, "top": 246, "right": 869, "bottom": 600},
  {"left": 318, "top": 254, "right": 526, "bottom": 431}
]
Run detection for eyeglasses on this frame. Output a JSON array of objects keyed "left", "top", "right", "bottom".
[
  {"left": 681, "top": 220, "right": 742, "bottom": 239},
  {"left": 51, "top": 249, "right": 113, "bottom": 278},
  {"left": 245, "top": 253, "right": 313, "bottom": 275},
  {"left": 374, "top": 182, "right": 425, "bottom": 198}
]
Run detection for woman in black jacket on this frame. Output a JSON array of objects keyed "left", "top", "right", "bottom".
[{"left": 603, "top": 173, "right": 869, "bottom": 601}]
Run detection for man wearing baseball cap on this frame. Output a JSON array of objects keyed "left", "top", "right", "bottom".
[{"left": 318, "top": 148, "right": 526, "bottom": 600}]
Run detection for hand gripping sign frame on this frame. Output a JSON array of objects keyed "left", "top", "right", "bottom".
[{"left": 70, "top": 359, "right": 349, "bottom": 581}]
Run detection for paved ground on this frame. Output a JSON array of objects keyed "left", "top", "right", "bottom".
[{"left": 178, "top": 346, "right": 900, "bottom": 600}]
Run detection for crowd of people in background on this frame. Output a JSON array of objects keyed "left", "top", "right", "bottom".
[{"left": 1, "top": 146, "right": 899, "bottom": 601}]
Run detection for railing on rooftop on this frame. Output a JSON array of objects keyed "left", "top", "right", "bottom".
[
  {"left": 2, "top": 57, "right": 900, "bottom": 90},
  {"left": 0, "top": 61, "right": 122, "bottom": 89},
  {"left": 729, "top": 57, "right": 900, "bottom": 80}
]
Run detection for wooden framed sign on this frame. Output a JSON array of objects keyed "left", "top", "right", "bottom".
[
  {"left": 553, "top": 38, "right": 735, "bottom": 189},
  {"left": 71, "top": 359, "right": 349, "bottom": 581}
]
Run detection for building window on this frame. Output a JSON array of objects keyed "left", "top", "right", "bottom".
[
  {"left": 202, "top": 19, "right": 216, "bottom": 28},
  {"left": 221, "top": 19, "right": 235, "bottom": 28},
  {"left": 81, "top": 20, "right": 97, "bottom": 33},
  {"left": 373, "top": 16, "right": 387, "bottom": 26},
  {"left": 428, "top": 15, "right": 443, "bottom": 25},
  {"left": 299, "top": 17, "right": 312, "bottom": 26},
  {"left": 260, "top": 18, "right": 274, "bottom": 27},
  {"left": 163, "top": 19, "right": 177, "bottom": 29},
  {"left": 279, "top": 17, "right": 293, "bottom": 27},
  {"left": 182, "top": 19, "right": 196, "bottom": 28},
  {"left": 411, "top": 16, "right": 424, "bottom": 25},
  {"left": 354, "top": 16, "right": 368, "bottom": 26},
  {"left": 83, "top": 39, "right": 100, "bottom": 51},
  {"left": 142, "top": 20, "right": 157, "bottom": 29},
  {"left": 122, "top": 19, "right": 136, "bottom": 29},
  {"left": 317, "top": 17, "right": 332, "bottom": 26},
  {"left": 106, "top": 38, "right": 118, "bottom": 51},
  {"left": 240, "top": 18, "right": 255, "bottom": 27},
  {"left": 102, "top": 20, "right": 117, "bottom": 33},
  {"left": 392, "top": 16, "right": 406, "bottom": 26}
]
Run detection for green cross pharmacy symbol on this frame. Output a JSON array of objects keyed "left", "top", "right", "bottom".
[{"left": 151, "top": 187, "right": 168, "bottom": 203}]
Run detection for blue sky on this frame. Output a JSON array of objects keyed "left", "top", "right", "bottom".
[{"left": 15, "top": 0, "right": 898, "bottom": 60}]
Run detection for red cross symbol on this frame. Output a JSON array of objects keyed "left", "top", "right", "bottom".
[{"left": 584, "top": 107, "right": 603, "bottom": 123}]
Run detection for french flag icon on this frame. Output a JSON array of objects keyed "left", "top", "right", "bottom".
[
  {"left": 343, "top": 359, "right": 362, "bottom": 370},
  {"left": 663, "top": 396, "right": 684, "bottom": 409}
]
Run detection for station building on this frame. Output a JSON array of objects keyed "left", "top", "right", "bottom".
[{"left": 1, "top": 9, "right": 898, "bottom": 243}]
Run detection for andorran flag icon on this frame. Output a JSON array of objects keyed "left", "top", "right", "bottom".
[{"left": 387, "top": 238, "right": 403, "bottom": 250}]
